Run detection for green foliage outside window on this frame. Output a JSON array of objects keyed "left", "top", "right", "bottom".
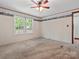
[
  {"left": 15, "top": 16, "right": 32, "bottom": 33},
  {"left": 15, "top": 16, "right": 25, "bottom": 31}
]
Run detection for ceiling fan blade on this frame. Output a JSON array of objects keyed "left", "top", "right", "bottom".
[
  {"left": 31, "top": 6, "right": 39, "bottom": 8},
  {"left": 44, "top": 7, "right": 50, "bottom": 9},
  {"left": 43, "top": 0, "right": 48, "bottom": 4},
  {"left": 41, "top": 6, "right": 50, "bottom": 9},
  {"left": 31, "top": 0, "right": 38, "bottom": 5}
]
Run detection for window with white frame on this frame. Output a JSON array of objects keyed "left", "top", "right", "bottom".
[{"left": 14, "top": 16, "right": 33, "bottom": 34}]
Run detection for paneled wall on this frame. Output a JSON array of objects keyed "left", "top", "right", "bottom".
[{"left": 41, "top": 17, "right": 72, "bottom": 43}]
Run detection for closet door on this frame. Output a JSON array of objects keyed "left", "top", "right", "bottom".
[{"left": 73, "top": 12, "right": 79, "bottom": 44}]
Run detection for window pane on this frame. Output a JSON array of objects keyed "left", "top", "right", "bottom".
[
  {"left": 26, "top": 18, "right": 32, "bottom": 30},
  {"left": 15, "top": 16, "right": 25, "bottom": 34},
  {"left": 26, "top": 18, "right": 33, "bottom": 33}
]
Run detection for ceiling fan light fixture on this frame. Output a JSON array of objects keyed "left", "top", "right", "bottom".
[
  {"left": 36, "top": 7, "right": 44, "bottom": 12},
  {"left": 31, "top": 0, "right": 50, "bottom": 12},
  {"left": 39, "top": 7, "right": 44, "bottom": 11}
]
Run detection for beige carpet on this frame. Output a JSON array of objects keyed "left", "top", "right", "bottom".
[{"left": 0, "top": 38, "right": 79, "bottom": 59}]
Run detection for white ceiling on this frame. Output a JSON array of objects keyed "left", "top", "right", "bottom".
[{"left": 0, "top": 0, "right": 79, "bottom": 18}]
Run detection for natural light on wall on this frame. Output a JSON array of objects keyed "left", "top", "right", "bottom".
[{"left": 14, "top": 16, "right": 33, "bottom": 34}]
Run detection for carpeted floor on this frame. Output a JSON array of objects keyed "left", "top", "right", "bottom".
[{"left": 0, "top": 38, "right": 79, "bottom": 59}]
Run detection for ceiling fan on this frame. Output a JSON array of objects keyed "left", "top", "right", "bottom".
[{"left": 31, "top": 0, "right": 50, "bottom": 11}]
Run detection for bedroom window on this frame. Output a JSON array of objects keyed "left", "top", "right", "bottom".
[{"left": 14, "top": 16, "right": 33, "bottom": 34}]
